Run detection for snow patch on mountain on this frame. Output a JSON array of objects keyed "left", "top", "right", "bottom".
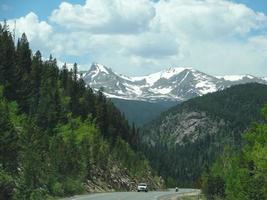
[
  {"left": 150, "top": 87, "right": 173, "bottom": 95},
  {"left": 124, "top": 83, "right": 143, "bottom": 96},
  {"left": 216, "top": 75, "right": 255, "bottom": 81},
  {"left": 131, "top": 67, "right": 188, "bottom": 86},
  {"left": 196, "top": 81, "right": 217, "bottom": 94},
  {"left": 94, "top": 63, "right": 109, "bottom": 74},
  {"left": 83, "top": 63, "right": 267, "bottom": 102}
]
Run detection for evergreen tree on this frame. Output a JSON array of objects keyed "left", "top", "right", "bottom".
[
  {"left": 59, "top": 63, "right": 68, "bottom": 91},
  {"left": 95, "top": 88, "right": 108, "bottom": 137},
  {"left": 36, "top": 59, "right": 61, "bottom": 130},
  {"left": 78, "top": 87, "right": 95, "bottom": 119},
  {"left": 0, "top": 21, "right": 17, "bottom": 100},
  {"left": 68, "top": 63, "right": 88, "bottom": 117},
  {"left": 15, "top": 33, "right": 32, "bottom": 113},
  {"left": 16, "top": 33, "right": 31, "bottom": 74},
  {"left": 73, "top": 63, "right": 78, "bottom": 83},
  {"left": 28, "top": 51, "right": 42, "bottom": 115},
  {"left": 17, "top": 120, "right": 49, "bottom": 199},
  {"left": 0, "top": 88, "right": 19, "bottom": 174}
]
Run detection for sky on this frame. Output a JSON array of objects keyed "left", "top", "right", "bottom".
[{"left": 1, "top": 0, "right": 267, "bottom": 76}]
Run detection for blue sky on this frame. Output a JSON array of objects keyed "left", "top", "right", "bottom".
[
  {"left": 1, "top": 0, "right": 267, "bottom": 76},
  {"left": 0, "top": 0, "right": 83, "bottom": 20},
  {"left": 235, "top": 0, "right": 267, "bottom": 14},
  {"left": 1, "top": 0, "right": 267, "bottom": 20}
]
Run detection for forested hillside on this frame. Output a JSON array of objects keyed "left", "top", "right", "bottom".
[
  {"left": 202, "top": 105, "right": 267, "bottom": 200},
  {"left": 111, "top": 98, "right": 177, "bottom": 126},
  {"left": 0, "top": 23, "right": 162, "bottom": 199},
  {"left": 140, "top": 83, "right": 267, "bottom": 187}
]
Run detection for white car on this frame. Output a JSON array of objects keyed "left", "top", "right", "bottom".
[{"left": 137, "top": 183, "right": 148, "bottom": 192}]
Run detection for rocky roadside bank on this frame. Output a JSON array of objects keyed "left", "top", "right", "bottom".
[{"left": 85, "top": 162, "right": 165, "bottom": 193}]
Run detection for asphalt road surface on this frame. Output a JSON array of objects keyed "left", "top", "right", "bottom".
[{"left": 62, "top": 189, "right": 200, "bottom": 200}]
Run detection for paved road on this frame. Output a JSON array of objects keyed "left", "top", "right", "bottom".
[{"left": 62, "top": 189, "right": 200, "bottom": 200}]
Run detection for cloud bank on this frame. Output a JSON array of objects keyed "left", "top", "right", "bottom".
[{"left": 5, "top": 0, "right": 267, "bottom": 76}]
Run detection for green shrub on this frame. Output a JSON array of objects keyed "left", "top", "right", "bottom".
[
  {"left": 63, "top": 178, "right": 84, "bottom": 195},
  {"left": 0, "top": 168, "right": 15, "bottom": 200},
  {"left": 51, "top": 182, "right": 64, "bottom": 196},
  {"left": 29, "top": 188, "right": 48, "bottom": 200}
]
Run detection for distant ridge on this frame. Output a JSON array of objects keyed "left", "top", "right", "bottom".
[{"left": 82, "top": 63, "right": 267, "bottom": 102}]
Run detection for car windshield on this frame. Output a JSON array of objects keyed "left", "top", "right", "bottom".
[{"left": 139, "top": 183, "right": 147, "bottom": 186}]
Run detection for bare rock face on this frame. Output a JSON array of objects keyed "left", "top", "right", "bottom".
[
  {"left": 85, "top": 162, "right": 164, "bottom": 193},
  {"left": 163, "top": 111, "right": 225, "bottom": 145},
  {"left": 142, "top": 108, "right": 226, "bottom": 147}
]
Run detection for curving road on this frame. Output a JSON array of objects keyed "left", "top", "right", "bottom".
[{"left": 62, "top": 189, "right": 200, "bottom": 200}]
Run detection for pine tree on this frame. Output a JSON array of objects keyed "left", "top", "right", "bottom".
[
  {"left": 0, "top": 21, "right": 17, "bottom": 100},
  {"left": 95, "top": 88, "right": 108, "bottom": 137},
  {"left": 79, "top": 87, "right": 95, "bottom": 119},
  {"left": 15, "top": 33, "right": 32, "bottom": 113},
  {"left": 28, "top": 51, "right": 42, "bottom": 115},
  {"left": 59, "top": 63, "right": 68, "bottom": 91},
  {"left": 17, "top": 120, "right": 49, "bottom": 199},
  {"left": 0, "top": 93, "right": 19, "bottom": 174},
  {"left": 16, "top": 33, "right": 31, "bottom": 73},
  {"left": 73, "top": 63, "right": 78, "bottom": 83},
  {"left": 36, "top": 58, "right": 61, "bottom": 130}
]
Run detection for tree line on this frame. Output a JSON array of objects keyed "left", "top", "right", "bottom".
[{"left": 0, "top": 22, "right": 148, "bottom": 199}]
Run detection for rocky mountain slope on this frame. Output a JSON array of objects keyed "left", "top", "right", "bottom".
[
  {"left": 140, "top": 83, "right": 267, "bottom": 186},
  {"left": 83, "top": 63, "right": 267, "bottom": 102}
]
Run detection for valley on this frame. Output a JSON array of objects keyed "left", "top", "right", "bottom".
[{"left": 111, "top": 98, "right": 177, "bottom": 126}]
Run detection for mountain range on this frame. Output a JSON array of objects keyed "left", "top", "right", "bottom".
[{"left": 82, "top": 63, "right": 267, "bottom": 102}]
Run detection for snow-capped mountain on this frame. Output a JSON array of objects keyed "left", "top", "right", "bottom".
[{"left": 83, "top": 63, "right": 267, "bottom": 102}]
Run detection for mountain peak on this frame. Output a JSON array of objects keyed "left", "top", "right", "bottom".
[
  {"left": 90, "top": 63, "right": 110, "bottom": 74},
  {"left": 165, "top": 66, "right": 192, "bottom": 72},
  {"left": 83, "top": 63, "right": 267, "bottom": 102},
  {"left": 161, "top": 67, "right": 192, "bottom": 78},
  {"left": 130, "top": 67, "right": 191, "bottom": 86}
]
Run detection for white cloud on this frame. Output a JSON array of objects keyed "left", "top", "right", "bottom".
[
  {"left": 153, "top": 0, "right": 267, "bottom": 40},
  {"left": 121, "top": 32, "right": 180, "bottom": 58},
  {"left": 8, "top": 12, "right": 53, "bottom": 43},
  {"left": 5, "top": 0, "right": 267, "bottom": 76},
  {"left": 50, "top": 0, "right": 155, "bottom": 34},
  {"left": 249, "top": 35, "right": 267, "bottom": 52},
  {"left": 6, "top": 12, "right": 53, "bottom": 58}
]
